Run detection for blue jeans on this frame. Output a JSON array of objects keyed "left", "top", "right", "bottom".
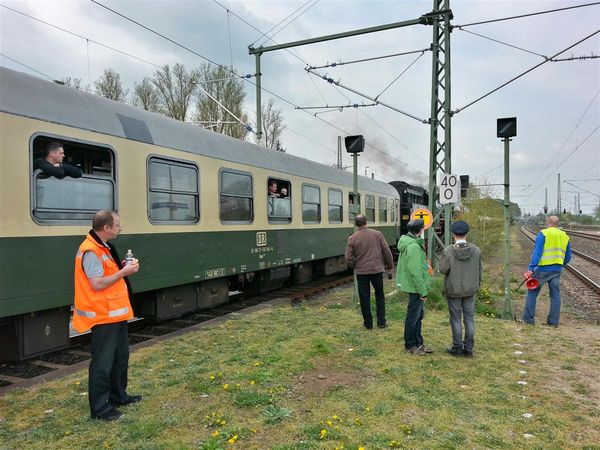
[
  {"left": 404, "top": 292, "right": 424, "bottom": 349},
  {"left": 522, "top": 271, "right": 562, "bottom": 325},
  {"left": 357, "top": 273, "right": 386, "bottom": 328},
  {"left": 447, "top": 296, "right": 475, "bottom": 352}
]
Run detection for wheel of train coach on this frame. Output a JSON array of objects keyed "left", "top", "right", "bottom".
[{"left": 0, "top": 67, "right": 413, "bottom": 361}]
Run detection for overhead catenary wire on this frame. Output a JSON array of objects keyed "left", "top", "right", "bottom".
[
  {"left": 453, "top": 28, "right": 600, "bottom": 114},
  {"left": 257, "top": 0, "right": 320, "bottom": 47},
  {"left": 522, "top": 89, "right": 600, "bottom": 199},
  {"left": 306, "top": 67, "right": 428, "bottom": 124},
  {"left": 375, "top": 50, "right": 426, "bottom": 101},
  {"left": 250, "top": 0, "right": 315, "bottom": 47},
  {"left": 307, "top": 47, "right": 431, "bottom": 70},
  {"left": 454, "top": 1, "right": 600, "bottom": 28},
  {"left": 0, "top": 52, "right": 55, "bottom": 80},
  {"left": 456, "top": 28, "right": 549, "bottom": 60}
]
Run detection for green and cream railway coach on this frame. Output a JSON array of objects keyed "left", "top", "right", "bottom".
[{"left": 0, "top": 67, "right": 401, "bottom": 361}]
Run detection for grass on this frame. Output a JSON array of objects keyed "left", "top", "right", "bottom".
[{"left": 1, "top": 245, "right": 599, "bottom": 448}]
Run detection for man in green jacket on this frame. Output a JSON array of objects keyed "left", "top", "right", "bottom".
[{"left": 396, "top": 219, "right": 433, "bottom": 356}]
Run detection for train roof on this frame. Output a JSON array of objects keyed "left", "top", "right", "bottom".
[{"left": 0, "top": 67, "right": 397, "bottom": 197}]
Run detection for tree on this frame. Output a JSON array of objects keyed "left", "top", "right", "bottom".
[
  {"left": 152, "top": 63, "right": 200, "bottom": 121},
  {"left": 94, "top": 68, "right": 128, "bottom": 102},
  {"left": 132, "top": 78, "right": 161, "bottom": 113},
  {"left": 194, "top": 64, "right": 248, "bottom": 140},
  {"left": 258, "top": 98, "right": 285, "bottom": 150}
]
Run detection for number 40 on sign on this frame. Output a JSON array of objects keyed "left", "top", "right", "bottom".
[{"left": 439, "top": 174, "right": 461, "bottom": 204}]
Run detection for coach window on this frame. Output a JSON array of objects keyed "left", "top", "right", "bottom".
[
  {"left": 379, "top": 197, "right": 388, "bottom": 223},
  {"left": 328, "top": 189, "right": 343, "bottom": 223},
  {"left": 389, "top": 199, "right": 396, "bottom": 223},
  {"left": 220, "top": 169, "right": 253, "bottom": 223},
  {"left": 148, "top": 157, "right": 199, "bottom": 223},
  {"left": 31, "top": 135, "right": 115, "bottom": 223},
  {"left": 348, "top": 192, "right": 361, "bottom": 222},
  {"left": 302, "top": 184, "right": 320, "bottom": 223},
  {"left": 365, "top": 195, "right": 375, "bottom": 223},
  {"left": 267, "top": 177, "right": 291, "bottom": 223}
]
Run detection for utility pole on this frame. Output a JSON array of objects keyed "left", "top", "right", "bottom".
[
  {"left": 427, "top": 0, "right": 454, "bottom": 265},
  {"left": 557, "top": 173, "right": 561, "bottom": 214},
  {"left": 544, "top": 188, "right": 548, "bottom": 215}
]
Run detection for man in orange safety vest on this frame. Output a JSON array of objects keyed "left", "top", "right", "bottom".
[{"left": 74, "top": 210, "right": 141, "bottom": 421}]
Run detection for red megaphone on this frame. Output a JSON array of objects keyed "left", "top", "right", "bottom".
[{"left": 525, "top": 277, "right": 539, "bottom": 290}]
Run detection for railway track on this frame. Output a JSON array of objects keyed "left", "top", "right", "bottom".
[
  {"left": 521, "top": 226, "right": 600, "bottom": 296},
  {"left": 0, "top": 273, "right": 353, "bottom": 394}
]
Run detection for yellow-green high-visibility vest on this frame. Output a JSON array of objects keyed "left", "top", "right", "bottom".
[{"left": 539, "top": 227, "right": 569, "bottom": 266}]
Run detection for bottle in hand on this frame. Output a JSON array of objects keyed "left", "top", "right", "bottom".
[{"left": 125, "top": 249, "right": 134, "bottom": 266}]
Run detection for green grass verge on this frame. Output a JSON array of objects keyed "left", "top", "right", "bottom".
[{"left": 0, "top": 276, "right": 598, "bottom": 449}]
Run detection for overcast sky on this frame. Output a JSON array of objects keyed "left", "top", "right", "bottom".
[{"left": 1, "top": 0, "right": 598, "bottom": 214}]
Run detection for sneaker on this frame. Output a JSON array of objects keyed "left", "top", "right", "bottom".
[
  {"left": 406, "top": 346, "right": 426, "bottom": 356},
  {"left": 419, "top": 344, "right": 434, "bottom": 353},
  {"left": 543, "top": 322, "right": 558, "bottom": 328},
  {"left": 377, "top": 324, "right": 387, "bottom": 329},
  {"left": 92, "top": 407, "right": 123, "bottom": 421},
  {"left": 446, "top": 347, "right": 463, "bottom": 357},
  {"left": 463, "top": 350, "right": 474, "bottom": 358},
  {"left": 117, "top": 395, "right": 143, "bottom": 406}
]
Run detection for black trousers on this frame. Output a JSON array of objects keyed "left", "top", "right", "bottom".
[
  {"left": 89, "top": 321, "right": 130, "bottom": 416},
  {"left": 357, "top": 273, "right": 386, "bottom": 328}
]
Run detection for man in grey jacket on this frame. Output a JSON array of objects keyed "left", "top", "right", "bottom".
[
  {"left": 345, "top": 215, "right": 394, "bottom": 329},
  {"left": 439, "top": 221, "right": 482, "bottom": 357}
]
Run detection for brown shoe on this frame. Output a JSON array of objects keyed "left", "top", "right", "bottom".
[
  {"left": 419, "top": 344, "right": 434, "bottom": 353},
  {"left": 406, "top": 346, "right": 426, "bottom": 356}
]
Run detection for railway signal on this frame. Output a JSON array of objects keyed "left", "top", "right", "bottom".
[{"left": 497, "top": 117, "right": 517, "bottom": 320}]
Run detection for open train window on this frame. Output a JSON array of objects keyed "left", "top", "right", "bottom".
[
  {"left": 328, "top": 189, "right": 343, "bottom": 223},
  {"left": 267, "top": 177, "right": 291, "bottom": 223},
  {"left": 302, "top": 184, "right": 320, "bottom": 224},
  {"left": 365, "top": 195, "right": 375, "bottom": 223},
  {"left": 31, "top": 135, "right": 116, "bottom": 224},
  {"left": 148, "top": 157, "right": 199, "bottom": 223},
  {"left": 220, "top": 169, "right": 253, "bottom": 224},
  {"left": 348, "top": 192, "right": 360, "bottom": 222},
  {"left": 379, "top": 197, "right": 388, "bottom": 223}
]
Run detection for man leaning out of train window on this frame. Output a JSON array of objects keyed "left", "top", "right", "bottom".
[{"left": 33, "top": 141, "right": 83, "bottom": 179}]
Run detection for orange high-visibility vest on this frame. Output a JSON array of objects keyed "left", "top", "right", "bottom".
[{"left": 73, "top": 234, "right": 133, "bottom": 333}]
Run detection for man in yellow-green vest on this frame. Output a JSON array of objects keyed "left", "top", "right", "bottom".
[{"left": 522, "top": 216, "right": 571, "bottom": 327}]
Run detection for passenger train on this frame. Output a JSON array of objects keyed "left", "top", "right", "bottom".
[{"left": 0, "top": 67, "right": 427, "bottom": 361}]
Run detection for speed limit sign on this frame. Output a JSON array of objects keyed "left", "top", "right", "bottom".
[{"left": 439, "top": 173, "right": 460, "bottom": 204}]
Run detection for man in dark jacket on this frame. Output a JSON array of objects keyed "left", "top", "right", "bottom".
[
  {"left": 345, "top": 215, "right": 394, "bottom": 329},
  {"left": 396, "top": 219, "right": 433, "bottom": 355},
  {"left": 439, "top": 221, "right": 481, "bottom": 357},
  {"left": 33, "top": 141, "right": 83, "bottom": 179}
]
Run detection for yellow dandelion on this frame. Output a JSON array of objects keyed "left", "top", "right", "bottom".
[
  {"left": 64, "top": 431, "right": 71, "bottom": 435},
  {"left": 228, "top": 434, "right": 238, "bottom": 444},
  {"left": 327, "top": 420, "right": 333, "bottom": 426},
  {"left": 209, "top": 375, "right": 215, "bottom": 380},
  {"left": 250, "top": 380, "right": 255, "bottom": 385},
  {"left": 332, "top": 415, "right": 339, "bottom": 420},
  {"left": 220, "top": 420, "right": 227, "bottom": 425},
  {"left": 211, "top": 431, "right": 220, "bottom": 437},
  {"left": 250, "top": 428, "right": 257, "bottom": 433},
  {"left": 75, "top": 381, "right": 81, "bottom": 386},
  {"left": 359, "top": 447, "right": 365, "bottom": 450},
  {"left": 365, "top": 406, "right": 371, "bottom": 412},
  {"left": 319, "top": 429, "right": 327, "bottom": 440},
  {"left": 236, "top": 383, "right": 240, "bottom": 388},
  {"left": 223, "top": 384, "right": 230, "bottom": 390}
]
